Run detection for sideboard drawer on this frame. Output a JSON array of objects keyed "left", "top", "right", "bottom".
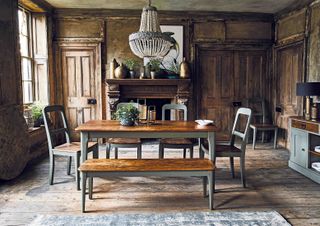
[{"left": 291, "top": 119, "right": 319, "bottom": 134}]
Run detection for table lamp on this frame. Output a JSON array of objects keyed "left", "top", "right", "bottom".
[{"left": 296, "top": 82, "right": 320, "bottom": 120}]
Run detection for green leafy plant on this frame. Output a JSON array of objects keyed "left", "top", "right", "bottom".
[
  {"left": 115, "top": 105, "right": 139, "bottom": 122},
  {"left": 123, "top": 58, "right": 140, "bottom": 71},
  {"left": 31, "top": 103, "right": 43, "bottom": 120},
  {"left": 148, "top": 59, "right": 162, "bottom": 72}
]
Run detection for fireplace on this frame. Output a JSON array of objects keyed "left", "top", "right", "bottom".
[{"left": 105, "top": 79, "right": 191, "bottom": 119}]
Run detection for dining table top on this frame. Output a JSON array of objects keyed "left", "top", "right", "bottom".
[{"left": 75, "top": 120, "right": 217, "bottom": 133}]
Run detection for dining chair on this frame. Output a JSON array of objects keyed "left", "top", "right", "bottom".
[
  {"left": 159, "top": 104, "right": 194, "bottom": 159},
  {"left": 201, "top": 107, "right": 252, "bottom": 187},
  {"left": 43, "top": 105, "right": 98, "bottom": 190},
  {"left": 106, "top": 102, "right": 142, "bottom": 159},
  {"left": 248, "top": 98, "right": 278, "bottom": 149}
]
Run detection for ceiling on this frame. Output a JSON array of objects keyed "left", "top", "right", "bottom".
[{"left": 43, "top": 0, "right": 311, "bottom": 13}]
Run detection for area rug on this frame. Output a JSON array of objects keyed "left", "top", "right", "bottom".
[{"left": 29, "top": 211, "right": 291, "bottom": 226}]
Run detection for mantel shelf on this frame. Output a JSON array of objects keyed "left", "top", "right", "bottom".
[{"left": 106, "top": 79, "right": 191, "bottom": 86}]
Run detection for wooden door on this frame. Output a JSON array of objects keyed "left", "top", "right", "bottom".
[
  {"left": 59, "top": 44, "right": 101, "bottom": 140},
  {"left": 275, "top": 43, "right": 304, "bottom": 131},
  {"left": 198, "top": 48, "right": 268, "bottom": 136},
  {"left": 198, "top": 50, "right": 235, "bottom": 136}
]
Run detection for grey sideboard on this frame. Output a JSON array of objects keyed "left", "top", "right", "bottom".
[{"left": 289, "top": 116, "right": 320, "bottom": 184}]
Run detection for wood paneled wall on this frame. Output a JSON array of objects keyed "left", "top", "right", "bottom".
[{"left": 53, "top": 10, "right": 274, "bottom": 124}]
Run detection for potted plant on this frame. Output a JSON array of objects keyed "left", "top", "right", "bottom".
[
  {"left": 115, "top": 105, "right": 139, "bottom": 126},
  {"left": 124, "top": 58, "right": 140, "bottom": 78},
  {"left": 31, "top": 103, "right": 44, "bottom": 127},
  {"left": 148, "top": 59, "right": 161, "bottom": 79}
]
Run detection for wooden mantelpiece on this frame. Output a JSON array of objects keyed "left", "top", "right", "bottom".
[{"left": 106, "top": 79, "right": 191, "bottom": 118}]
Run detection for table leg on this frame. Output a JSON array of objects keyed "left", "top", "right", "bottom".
[
  {"left": 207, "top": 132, "right": 215, "bottom": 161},
  {"left": 80, "top": 132, "right": 89, "bottom": 163}
]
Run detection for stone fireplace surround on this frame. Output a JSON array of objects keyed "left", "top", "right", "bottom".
[{"left": 105, "top": 79, "right": 191, "bottom": 119}]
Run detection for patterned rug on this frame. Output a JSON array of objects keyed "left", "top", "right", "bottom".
[{"left": 29, "top": 211, "right": 291, "bottom": 226}]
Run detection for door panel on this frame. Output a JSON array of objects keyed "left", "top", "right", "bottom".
[
  {"left": 198, "top": 48, "right": 268, "bottom": 136},
  {"left": 199, "top": 50, "right": 235, "bottom": 135},
  {"left": 275, "top": 43, "right": 304, "bottom": 131},
  {"left": 60, "top": 46, "right": 100, "bottom": 140}
]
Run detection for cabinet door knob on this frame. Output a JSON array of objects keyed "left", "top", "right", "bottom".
[{"left": 302, "top": 148, "right": 306, "bottom": 152}]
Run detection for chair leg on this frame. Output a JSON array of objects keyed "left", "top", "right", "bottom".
[
  {"left": 183, "top": 148, "right": 186, "bottom": 158},
  {"left": 67, "top": 156, "right": 72, "bottom": 175},
  {"left": 208, "top": 171, "right": 215, "bottom": 210},
  {"left": 274, "top": 128, "right": 278, "bottom": 149},
  {"left": 230, "top": 157, "right": 235, "bottom": 178},
  {"left": 115, "top": 147, "right": 118, "bottom": 159},
  {"left": 137, "top": 144, "right": 142, "bottom": 159},
  {"left": 190, "top": 146, "right": 194, "bottom": 158},
  {"left": 106, "top": 143, "right": 110, "bottom": 159},
  {"left": 252, "top": 128, "right": 257, "bottom": 150},
  {"left": 93, "top": 146, "right": 99, "bottom": 159},
  {"left": 159, "top": 143, "right": 164, "bottom": 159},
  {"left": 240, "top": 156, "right": 246, "bottom": 188},
  {"left": 81, "top": 172, "right": 87, "bottom": 213},
  {"left": 49, "top": 155, "right": 55, "bottom": 185},
  {"left": 89, "top": 177, "right": 93, "bottom": 200},
  {"left": 75, "top": 153, "right": 80, "bottom": 191},
  {"left": 202, "top": 176, "right": 207, "bottom": 197},
  {"left": 261, "top": 131, "right": 265, "bottom": 143}
]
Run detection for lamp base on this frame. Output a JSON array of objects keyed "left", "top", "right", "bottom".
[{"left": 305, "top": 96, "right": 311, "bottom": 121}]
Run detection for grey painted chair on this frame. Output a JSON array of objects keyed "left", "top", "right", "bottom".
[
  {"left": 106, "top": 102, "right": 142, "bottom": 159},
  {"left": 43, "top": 105, "right": 98, "bottom": 190},
  {"left": 201, "top": 107, "right": 252, "bottom": 187},
  {"left": 159, "top": 104, "right": 194, "bottom": 158},
  {"left": 249, "top": 99, "right": 278, "bottom": 149}
]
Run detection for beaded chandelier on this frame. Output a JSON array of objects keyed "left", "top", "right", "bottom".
[{"left": 129, "top": 0, "right": 173, "bottom": 59}]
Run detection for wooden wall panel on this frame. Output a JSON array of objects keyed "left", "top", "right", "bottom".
[
  {"left": 55, "top": 19, "right": 104, "bottom": 39},
  {"left": 193, "top": 22, "right": 225, "bottom": 42},
  {"left": 308, "top": 3, "right": 320, "bottom": 82},
  {"left": 226, "top": 21, "right": 272, "bottom": 40},
  {"left": 276, "top": 9, "right": 306, "bottom": 42},
  {"left": 274, "top": 42, "right": 304, "bottom": 147}
]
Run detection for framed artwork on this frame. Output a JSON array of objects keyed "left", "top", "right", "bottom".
[{"left": 160, "top": 25, "right": 184, "bottom": 71}]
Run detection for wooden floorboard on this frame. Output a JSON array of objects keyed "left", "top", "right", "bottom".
[{"left": 0, "top": 143, "right": 320, "bottom": 226}]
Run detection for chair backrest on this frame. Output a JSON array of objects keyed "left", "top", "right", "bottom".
[
  {"left": 43, "top": 105, "right": 71, "bottom": 151},
  {"left": 117, "top": 102, "right": 139, "bottom": 110},
  {"left": 247, "top": 98, "right": 267, "bottom": 124},
  {"left": 230, "top": 107, "right": 252, "bottom": 152},
  {"left": 162, "top": 104, "right": 187, "bottom": 121}
]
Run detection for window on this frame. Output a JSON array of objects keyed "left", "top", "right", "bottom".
[
  {"left": 18, "top": 9, "right": 33, "bottom": 104},
  {"left": 18, "top": 8, "right": 49, "bottom": 105}
]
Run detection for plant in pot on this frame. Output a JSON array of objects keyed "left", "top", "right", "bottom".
[
  {"left": 148, "top": 59, "right": 161, "bottom": 79},
  {"left": 31, "top": 103, "right": 44, "bottom": 127},
  {"left": 124, "top": 58, "right": 140, "bottom": 78},
  {"left": 115, "top": 105, "right": 139, "bottom": 126}
]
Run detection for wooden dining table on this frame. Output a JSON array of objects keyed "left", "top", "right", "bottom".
[
  {"left": 75, "top": 120, "right": 217, "bottom": 211},
  {"left": 75, "top": 120, "right": 217, "bottom": 162}
]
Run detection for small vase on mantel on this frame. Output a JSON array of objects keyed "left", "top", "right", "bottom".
[
  {"left": 114, "top": 63, "right": 127, "bottom": 79},
  {"left": 179, "top": 57, "right": 190, "bottom": 79},
  {"left": 109, "top": 58, "right": 118, "bottom": 79}
]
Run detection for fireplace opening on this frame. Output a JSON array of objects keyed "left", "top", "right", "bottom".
[{"left": 121, "top": 98, "right": 172, "bottom": 120}]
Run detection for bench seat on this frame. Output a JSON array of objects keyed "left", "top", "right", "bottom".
[{"left": 79, "top": 159, "right": 215, "bottom": 212}]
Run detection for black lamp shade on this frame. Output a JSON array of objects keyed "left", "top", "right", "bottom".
[{"left": 296, "top": 82, "right": 320, "bottom": 96}]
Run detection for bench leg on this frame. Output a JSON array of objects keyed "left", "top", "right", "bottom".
[
  {"left": 115, "top": 147, "right": 118, "bottom": 159},
  {"left": 274, "top": 128, "right": 278, "bottom": 149},
  {"left": 106, "top": 144, "right": 110, "bottom": 159},
  {"left": 159, "top": 143, "right": 164, "bottom": 159},
  {"left": 202, "top": 176, "right": 207, "bottom": 197},
  {"left": 81, "top": 172, "right": 87, "bottom": 213},
  {"left": 208, "top": 171, "right": 215, "bottom": 210}
]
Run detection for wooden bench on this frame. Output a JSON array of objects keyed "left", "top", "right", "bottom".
[{"left": 79, "top": 158, "right": 215, "bottom": 212}]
